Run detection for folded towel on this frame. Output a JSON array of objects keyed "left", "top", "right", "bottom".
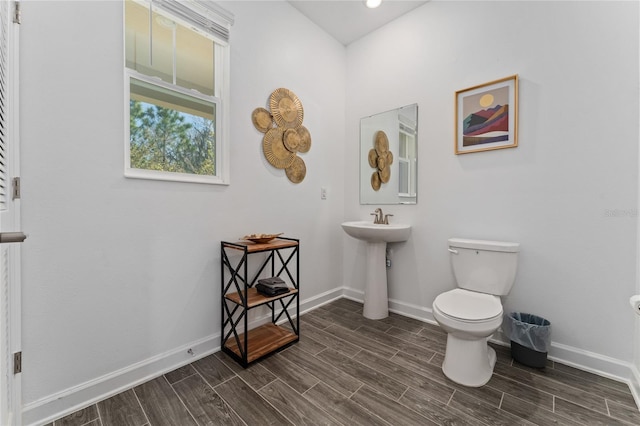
[
  {"left": 256, "top": 283, "right": 290, "bottom": 296},
  {"left": 258, "top": 277, "right": 286, "bottom": 286}
]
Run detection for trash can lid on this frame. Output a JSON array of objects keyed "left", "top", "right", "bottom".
[{"left": 434, "top": 288, "right": 502, "bottom": 321}]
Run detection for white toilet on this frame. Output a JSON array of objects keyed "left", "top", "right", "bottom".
[{"left": 432, "top": 238, "right": 520, "bottom": 387}]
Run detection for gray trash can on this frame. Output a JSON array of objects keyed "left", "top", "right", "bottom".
[{"left": 503, "top": 312, "right": 551, "bottom": 368}]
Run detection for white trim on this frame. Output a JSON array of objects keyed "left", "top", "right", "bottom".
[
  {"left": 22, "top": 334, "right": 219, "bottom": 426},
  {"left": 20, "top": 288, "right": 344, "bottom": 426},
  {"left": 21, "top": 286, "right": 640, "bottom": 425},
  {"left": 631, "top": 364, "right": 640, "bottom": 411},
  {"left": 347, "top": 287, "right": 637, "bottom": 389}
]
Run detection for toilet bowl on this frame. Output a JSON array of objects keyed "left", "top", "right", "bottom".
[
  {"left": 433, "top": 288, "right": 503, "bottom": 386},
  {"left": 433, "top": 238, "right": 519, "bottom": 387}
]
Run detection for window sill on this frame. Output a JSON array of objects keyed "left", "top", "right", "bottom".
[{"left": 124, "top": 168, "right": 229, "bottom": 185}]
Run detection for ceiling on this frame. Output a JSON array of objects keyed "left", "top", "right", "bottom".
[{"left": 288, "top": 1, "right": 429, "bottom": 45}]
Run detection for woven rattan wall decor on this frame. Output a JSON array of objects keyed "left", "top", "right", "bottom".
[
  {"left": 368, "top": 130, "right": 393, "bottom": 191},
  {"left": 252, "top": 88, "right": 311, "bottom": 184}
]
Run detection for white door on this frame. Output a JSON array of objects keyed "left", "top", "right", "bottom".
[{"left": 0, "top": 1, "right": 23, "bottom": 425}]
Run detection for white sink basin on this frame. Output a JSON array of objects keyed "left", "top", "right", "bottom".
[
  {"left": 341, "top": 220, "right": 412, "bottom": 320},
  {"left": 341, "top": 221, "right": 411, "bottom": 243}
]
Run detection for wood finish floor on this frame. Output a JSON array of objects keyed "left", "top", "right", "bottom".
[{"left": 48, "top": 298, "right": 639, "bottom": 426}]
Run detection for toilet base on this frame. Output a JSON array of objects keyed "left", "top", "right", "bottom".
[{"left": 441, "top": 334, "right": 497, "bottom": 387}]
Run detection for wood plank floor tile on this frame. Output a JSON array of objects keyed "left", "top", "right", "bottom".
[
  {"left": 379, "top": 312, "right": 428, "bottom": 333},
  {"left": 608, "top": 399, "right": 640, "bottom": 425},
  {"left": 493, "top": 361, "right": 609, "bottom": 414},
  {"left": 308, "top": 309, "right": 358, "bottom": 330},
  {"left": 399, "top": 387, "right": 481, "bottom": 426},
  {"left": 164, "top": 364, "right": 196, "bottom": 384},
  {"left": 97, "top": 389, "right": 147, "bottom": 426},
  {"left": 327, "top": 298, "right": 363, "bottom": 312},
  {"left": 215, "top": 350, "right": 277, "bottom": 390},
  {"left": 315, "top": 348, "right": 408, "bottom": 400},
  {"left": 300, "top": 323, "right": 361, "bottom": 357},
  {"left": 500, "top": 393, "right": 583, "bottom": 426},
  {"left": 215, "top": 376, "right": 293, "bottom": 425},
  {"left": 486, "top": 373, "right": 554, "bottom": 411},
  {"left": 279, "top": 345, "right": 363, "bottom": 396},
  {"left": 303, "top": 382, "right": 390, "bottom": 426},
  {"left": 324, "top": 324, "right": 398, "bottom": 359},
  {"left": 53, "top": 405, "right": 99, "bottom": 426},
  {"left": 49, "top": 298, "right": 639, "bottom": 426},
  {"left": 449, "top": 389, "right": 535, "bottom": 426},
  {"left": 191, "top": 353, "right": 236, "bottom": 388},
  {"left": 134, "top": 376, "right": 197, "bottom": 426},
  {"left": 327, "top": 305, "right": 392, "bottom": 333},
  {"left": 259, "top": 353, "right": 319, "bottom": 394},
  {"left": 300, "top": 312, "right": 334, "bottom": 330},
  {"left": 512, "top": 361, "right": 637, "bottom": 409},
  {"left": 354, "top": 349, "right": 454, "bottom": 405},
  {"left": 386, "top": 325, "right": 447, "bottom": 354},
  {"left": 391, "top": 350, "right": 504, "bottom": 407},
  {"left": 171, "top": 373, "right": 244, "bottom": 426},
  {"left": 355, "top": 324, "right": 436, "bottom": 361},
  {"left": 350, "top": 385, "right": 438, "bottom": 425},
  {"left": 488, "top": 342, "right": 515, "bottom": 366},
  {"left": 553, "top": 362, "right": 633, "bottom": 394},
  {"left": 259, "top": 379, "right": 342, "bottom": 426},
  {"left": 554, "top": 396, "right": 629, "bottom": 426}
]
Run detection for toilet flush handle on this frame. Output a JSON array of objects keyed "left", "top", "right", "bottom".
[{"left": 448, "top": 248, "right": 459, "bottom": 255}]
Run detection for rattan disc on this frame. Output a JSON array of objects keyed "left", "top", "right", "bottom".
[
  {"left": 252, "top": 107, "right": 273, "bottom": 133},
  {"left": 379, "top": 166, "right": 391, "bottom": 183},
  {"left": 371, "top": 171, "right": 381, "bottom": 191},
  {"left": 377, "top": 155, "right": 387, "bottom": 171},
  {"left": 285, "top": 156, "right": 306, "bottom": 183},
  {"left": 296, "top": 126, "right": 312, "bottom": 153},
  {"left": 263, "top": 128, "right": 296, "bottom": 169},
  {"left": 368, "top": 149, "right": 378, "bottom": 168},
  {"left": 375, "top": 131, "right": 389, "bottom": 154},
  {"left": 283, "top": 128, "right": 301, "bottom": 152},
  {"left": 270, "top": 88, "right": 304, "bottom": 128}
]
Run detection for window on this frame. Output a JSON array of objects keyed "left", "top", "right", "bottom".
[{"left": 124, "top": 0, "right": 232, "bottom": 184}]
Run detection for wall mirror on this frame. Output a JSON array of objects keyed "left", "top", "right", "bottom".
[{"left": 360, "top": 104, "right": 418, "bottom": 205}]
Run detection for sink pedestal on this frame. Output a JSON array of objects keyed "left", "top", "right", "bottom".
[
  {"left": 341, "top": 221, "right": 412, "bottom": 321},
  {"left": 363, "top": 242, "right": 389, "bottom": 319}
]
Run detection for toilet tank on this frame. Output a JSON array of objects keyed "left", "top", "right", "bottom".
[{"left": 449, "top": 238, "right": 520, "bottom": 296}]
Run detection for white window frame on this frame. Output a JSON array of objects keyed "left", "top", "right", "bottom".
[{"left": 123, "top": 0, "right": 231, "bottom": 185}]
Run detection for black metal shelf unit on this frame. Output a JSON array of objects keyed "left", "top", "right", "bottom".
[{"left": 220, "top": 237, "right": 299, "bottom": 367}]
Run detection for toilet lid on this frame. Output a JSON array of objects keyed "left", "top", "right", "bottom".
[{"left": 434, "top": 288, "right": 502, "bottom": 321}]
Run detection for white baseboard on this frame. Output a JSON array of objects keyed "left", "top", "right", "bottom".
[
  {"left": 22, "top": 287, "right": 346, "bottom": 426},
  {"left": 630, "top": 365, "right": 640, "bottom": 410},
  {"left": 348, "top": 289, "right": 637, "bottom": 392},
  {"left": 22, "top": 334, "right": 220, "bottom": 426},
  {"left": 22, "top": 287, "right": 639, "bottom": 425}
]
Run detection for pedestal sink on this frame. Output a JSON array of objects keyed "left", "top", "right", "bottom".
[{"left": 341, "top": 221, "right": 411, "bottom": 319}]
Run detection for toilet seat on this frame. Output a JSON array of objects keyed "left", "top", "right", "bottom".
[{"left": 434, "top": 288, "right": 502, "bottom": 322}]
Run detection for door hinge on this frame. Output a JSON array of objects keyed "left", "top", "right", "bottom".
[
  {"left": 12, "top": 177, "right": 20, "bottom": 200},
  {"left": 13, "top": 352, "right": 21, "bottom": 374},
  {"left": 13, "top": 2, "right": 21, "bottom": 24}
]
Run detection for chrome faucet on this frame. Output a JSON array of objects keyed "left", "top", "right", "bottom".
[{"left": 371, "top": 208, "right": 383, "bottom": 224}]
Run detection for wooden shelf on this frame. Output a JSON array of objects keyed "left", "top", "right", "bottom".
[
  {"left": 221, "top": 237, "right": 299, "bottom": 367},
  {"left": 222, "top": 238, "right": 298, "bottom": 253},
  {"left": 225, "top": 287, "right": 298, "bottom": 308},
  {"left": 224, "top": 324, "right": 298, "bottom": 364}
]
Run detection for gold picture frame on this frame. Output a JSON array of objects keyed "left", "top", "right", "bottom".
[{"left": 455, "top": 75, "right": 518, "bottom": 154}]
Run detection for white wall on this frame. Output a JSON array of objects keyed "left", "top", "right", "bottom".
[
  {"left": 16, "top": 0, "right": 640, "bottom": 423},
  {"left": 20, "top": 0, "right": 346, "bottom": 422},
  {"left": 345, "top": 0, "right": 639, "bottom": 374}
]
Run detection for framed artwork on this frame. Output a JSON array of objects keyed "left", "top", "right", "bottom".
[{"left": 455, "top": 75, "right": 518, "bottom": 154}]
